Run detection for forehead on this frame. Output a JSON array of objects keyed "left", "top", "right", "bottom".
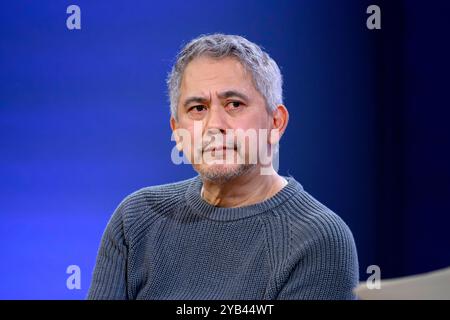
[{"left": 180, "top": 56, "right": 255, "bottom": 93}]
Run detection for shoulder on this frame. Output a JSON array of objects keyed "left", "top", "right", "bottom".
[
  {"left": 286, "top": 189, "right": 357, "bottom": 253},
  {"left": 274, "top": 188, "right": 359, "bottom": 298},
  {"left": 111, "top": 176, "right": 196, "bottom": 242},
  {"left": 279, "top": 187, "right": 359, "bottom": 279},
  {"left": 119, "top": 176, "right": 194, "bottom": 212},
  {"left": 285, "top": 189, "right": 359, "bottom": 283}
]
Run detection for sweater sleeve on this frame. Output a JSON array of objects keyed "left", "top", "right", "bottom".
[
  {"left": 87, "top": 203, "right": 129, "bottom": 300},
  {"left": 276, "top": 216, "right": 359, "bottom": 300}
]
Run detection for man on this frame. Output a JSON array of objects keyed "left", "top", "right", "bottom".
[{"left": 87, "top": 34, "right": 359, "bottom": 300}]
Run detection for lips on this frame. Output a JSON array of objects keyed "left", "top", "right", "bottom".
[{"left": 203, "top": 145, "right": 236, "bottom": 153}]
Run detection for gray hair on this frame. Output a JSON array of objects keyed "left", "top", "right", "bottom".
[{"left": 167, "top": 33, "right": 283, "bottom": 120}]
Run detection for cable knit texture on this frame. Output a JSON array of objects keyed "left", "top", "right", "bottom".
[{"left": 87, "top": 175, "right": 359, "bottom": 300}]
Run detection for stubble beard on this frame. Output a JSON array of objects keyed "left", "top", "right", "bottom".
[{"left": 193, "top": 162, "right": 256, "bottom": 184}]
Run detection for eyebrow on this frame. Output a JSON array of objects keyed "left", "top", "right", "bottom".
[
  {"left": 217, "top": 90, "right": 250, "bottom": 102},
  {"left": 183, "top": 96, "right": 209, "bottom": 109},
  {"left": 182, "top": 90, "right": 250, "bottom": 109}
]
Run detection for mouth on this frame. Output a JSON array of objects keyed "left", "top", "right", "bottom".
[{"left": 203, "top": 146, "right": 237, "bottom": 153}]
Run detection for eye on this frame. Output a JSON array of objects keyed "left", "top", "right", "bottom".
[
  {"left": 227, "top": 101, "right": 244, "bottom": 110},
  {"left": 188, "top": 105, "right": 207, "bottom": 113}
]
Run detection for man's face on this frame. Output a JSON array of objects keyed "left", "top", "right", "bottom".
[{"left": 171, "top": 56, "right": 274, "bottom": 182}]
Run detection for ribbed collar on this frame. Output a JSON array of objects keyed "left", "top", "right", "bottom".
[{"left": 185, "top": 175, "right": 303, "bottom": 222}]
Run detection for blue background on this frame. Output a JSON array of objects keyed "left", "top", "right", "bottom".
[{"left": 1, "top": 1, "right": 449, "bottom": 299}]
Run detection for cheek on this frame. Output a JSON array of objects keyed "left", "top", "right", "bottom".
[
  {"left": 233, "top": 113, "right": 271, "bottom": 137},
  {"left": 177, "top": 124, "right": 204, "bottom": 160},
  {"left": 182, "top": 128, "right": 196, "bottom": 151},
  {"left": 244, "top": 106, "right": 271, "bottom": 126},
  {"left": 234, "top": 115, "right": 272, "bottom": 152}
]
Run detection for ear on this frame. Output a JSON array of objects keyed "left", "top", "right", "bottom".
[
  {"left": 269, "top": 104, "right": 289, "bottom": 145},
  {"left": 170, "top": 116, "right": 183, "bottom": 152}
]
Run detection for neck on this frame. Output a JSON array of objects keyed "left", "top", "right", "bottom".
[{"left": 200, "top": 166, "right": 288, "bottom": 208}]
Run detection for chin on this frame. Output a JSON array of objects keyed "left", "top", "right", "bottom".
[{"left": 194, "top": 163, "right": 255, "bottom": 183}]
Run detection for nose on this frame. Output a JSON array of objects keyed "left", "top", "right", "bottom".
[
  {"left": 203, "top": 104, "right": 228, "bottom": 136},
  {"left": 202, "top": 104, "right": 230, "bottom": 151}
]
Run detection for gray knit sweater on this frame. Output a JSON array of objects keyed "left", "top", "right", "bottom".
[{"left": 87, "top": 175, "right": 359, "bottom": 300}]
